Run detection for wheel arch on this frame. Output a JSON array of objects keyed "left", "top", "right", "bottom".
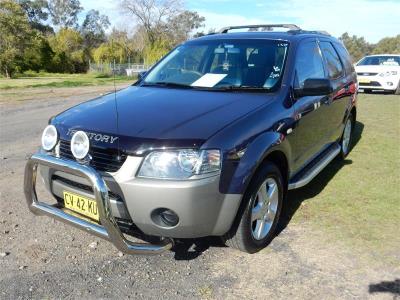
[
  {"left": 342, "top": 104, "right": 357, "bottom": 130},
  {"left": 222, "top": 131, "right": 291, "bottom": 196},
  {"left": 350, "top": 106, "right": 357, "bottom": 126},
  {"left": 223, "top": 146, "right": 290, "bottom": 239},
  {"left": 262, "top": 150, "right": 289, "bottom": 193}
]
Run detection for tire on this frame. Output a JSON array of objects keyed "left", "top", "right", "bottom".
[
  {"left": 339, "top": 113, "right": 354, "bottom": 159},
  {"left": 394, "top": 81, "right": 400, "bottom": 95},
  {"left": 363, "top": 89, "right": 372, "bottom": 94},
  {"left": 223, "top": 162, "right": 284, "bottom": 253}
]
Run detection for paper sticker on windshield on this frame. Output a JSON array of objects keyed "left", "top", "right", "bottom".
[
  {"left": 382, "top": 60, "right": 399, "bottom": 66},
  {"left": 191, "top": 74, "right": 227, "bottom": 87}
]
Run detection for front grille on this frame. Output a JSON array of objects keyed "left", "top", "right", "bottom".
[
  {"left": 357, "top": 72, "right": 378, "bottom": 76},
  {"left": 359, "top": 81, "right": 381, "bottom": 87},
  {"left": 52, "top": 175, "right": 121, "bottom": 200},
  {"left": 59, "top": 140, "right": 127, "bottom": 172}
]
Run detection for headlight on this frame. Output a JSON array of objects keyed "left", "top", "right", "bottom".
[
  {"left": 379, "top": 71, "right": 391, "bottom": 77},
  {"left": 138, "top": 149, "right": 221, "bottom": 179},
  {"left": 70, "top": 131, "right": 90, "bottom": 160},
  {"left": 391, "top": 71, "right": 398, "bottom": 75},
  {"left": 41, "top": 125, "right": 58, "bottom": 151}
]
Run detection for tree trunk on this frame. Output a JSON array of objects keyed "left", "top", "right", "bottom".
[{"left": 5, "top": 66, "right": 10, "bottom": 79}]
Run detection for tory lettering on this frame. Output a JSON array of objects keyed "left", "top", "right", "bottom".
[{"left": 67, "top": 129, "right": 119, "bottom": 144}]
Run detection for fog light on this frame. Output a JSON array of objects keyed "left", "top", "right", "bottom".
[
  {"left": 151, "top": 208, "right": 179, "bottom": 227},
  {"left": 387, "top": 82, "right": 394, "bottom": 86},
  {"left": 160, "top": 209, "right": 179, "bottom": 226}
]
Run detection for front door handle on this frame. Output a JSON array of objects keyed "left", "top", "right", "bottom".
[{"left": 275, "top": 118, "right": 296, "bottom": 135}]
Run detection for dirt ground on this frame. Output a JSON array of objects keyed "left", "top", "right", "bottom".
[{"left": 0, "top": 85, "right": 399, "bottom": 299}]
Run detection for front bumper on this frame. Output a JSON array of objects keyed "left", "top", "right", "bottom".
[
  {"left": 27, "top": 151, "right": 242, "bottom": 248},
  {"left": 358, "top": 75, "right": 399, "bottom": 91},
  {"left": 24, "top": 153, "right": 173, "bottom": 255}
]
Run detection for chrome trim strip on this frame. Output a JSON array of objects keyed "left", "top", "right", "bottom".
[
  {"left": 24, "top": 152, "right": 173, "bottom": 255},
  {"left": 288, "top": 144, "right": 341, "bottom": 190}
]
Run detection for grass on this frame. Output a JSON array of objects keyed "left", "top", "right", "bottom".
[
  {"left": 0, "top": 72, "right": 135, "bottom": 90},
  {"left": 287, "top": 93, "right": 400, "bottom": 264}
]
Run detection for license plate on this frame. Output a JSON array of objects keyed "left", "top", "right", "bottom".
[
  {"left": 358, "top": 79, "right": 370, "bottom": 84},
  {"left": 63, "top": 191, "right": 99, "bottom": 222}
]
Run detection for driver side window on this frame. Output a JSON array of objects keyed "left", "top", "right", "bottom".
[
  {"left": 295, "top": 41, "right": 325, "bottom": 89},
  {"left": 154, "top": 46, "right": 207, "bottom": 83}
]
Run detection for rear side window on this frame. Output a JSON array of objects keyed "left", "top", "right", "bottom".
[
  {"left": 333, "top": 43, "right": 354, "bottom": 74},
  {"left": 295, "top": 41, "right": 325, "bottom": 88},
  {"left": 320, "top": 41, "right": 344, "bottom": 79}
]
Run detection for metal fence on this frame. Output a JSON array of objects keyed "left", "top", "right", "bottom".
[{"left": 89, "top": 62, "right": 150, "bottom": 76}]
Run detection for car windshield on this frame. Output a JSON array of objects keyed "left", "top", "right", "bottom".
[
  {"left": 357, "top": 56, "right": 400, "bottom": 66},
  {"left": 142, "top": 39, "right": 289, "bottom": 91}
]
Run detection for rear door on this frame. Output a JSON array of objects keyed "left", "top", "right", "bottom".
[
  {"left": 290, "top": 39, "right": 331, "bottom": 171},
  {"left": 319, "top": 41, "right": 350, "bottom": 141}
]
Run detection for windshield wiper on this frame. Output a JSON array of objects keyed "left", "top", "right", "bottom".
[
  {"left": 142, "top": 82, "right": 270, "bottom": 92},
  {"left": 142, "top": 82, "right": 193, "bottom": 89},
  {"left": 215, "top": 85, "right": 269, "bottom": 92}
]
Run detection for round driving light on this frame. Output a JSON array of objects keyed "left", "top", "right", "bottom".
[
  {"left": 41, "top": 125, "right": 58, "bottom": 151},
  {"left": 71, "top": 131, "right": 90, "bottom": 160}
]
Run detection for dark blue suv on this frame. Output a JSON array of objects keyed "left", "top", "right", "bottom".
[{"left": 24, "top": 24, "right": 358, "bottom": 254}]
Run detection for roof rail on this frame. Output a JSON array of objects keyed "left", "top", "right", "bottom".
[
  {"left": 218, "top": 24, "right": 301, "bottom": 34},
  {"left": 315, "top": 30, "right": 331, "bottom": 36}
]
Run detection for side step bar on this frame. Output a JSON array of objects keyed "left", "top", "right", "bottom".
[
  {"left": 288, "top": 143, "right": 341, "bottom": 190},
  {"left": 24, "top": 152, "right": 174, "bottom": 255}
]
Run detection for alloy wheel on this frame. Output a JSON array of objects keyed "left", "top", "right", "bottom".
[
  {"left": 250, "top": 178, "right": 279, "bottom": 240},
  {"left": 342, "top": 118, "right": 352, "bottom": 155}
]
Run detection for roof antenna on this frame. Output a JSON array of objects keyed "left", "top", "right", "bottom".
[{"left": 111, "top": 36, "right": 121, "bottom": 160}]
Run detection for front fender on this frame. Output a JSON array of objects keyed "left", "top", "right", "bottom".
[{"left": 220, "top": 131, "right": 291, "bottom": 194}]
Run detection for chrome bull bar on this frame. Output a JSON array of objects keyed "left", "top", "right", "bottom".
[{"left": 24, "top": 152, "right": 173, "bottom": 255}]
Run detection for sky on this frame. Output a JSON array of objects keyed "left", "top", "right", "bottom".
[{"left": 80, "top": 0, "right": 400, "bottom": 43}]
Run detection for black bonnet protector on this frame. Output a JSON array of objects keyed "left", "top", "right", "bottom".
[{"left": 54, "top": 85, "right": 275, "bottom": 155}]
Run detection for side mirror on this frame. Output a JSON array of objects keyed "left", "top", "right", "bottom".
[
  {"left": 294, "top": 78, "right": 333, "bottom": 97},
  {"left": 138, "top": 71, "right": 147, "bottom": 81}
]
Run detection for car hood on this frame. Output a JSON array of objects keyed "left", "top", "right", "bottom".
[{"left": 53, "top": 86, "right": 272, "bottom": 153}]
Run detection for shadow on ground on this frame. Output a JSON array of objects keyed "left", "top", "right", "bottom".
[
  {"left": 172, "top": 237, "right": 226, "bottom": 260},
  {"left": 369, "top": 279, "right": 400, "bottom": 297},
  {"left": 172, "top": 121, "right": 364, "bottom": 260},
  {"left": 278, "top": 120, "right": 364, "bottom": 233}
]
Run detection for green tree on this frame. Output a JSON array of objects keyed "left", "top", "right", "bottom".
[
  {"left": 165, "top": 11, "right": 205, "bottom": 45},
  {"left": 120, "top": 0, "right": 204, "bottom": 64},
  {"left": 92, "top": 30, "right": 140, "bottom": 64},
  {"left": 143, "top": 38, "right": 170, "bottom": 64},
  {"left": 48, "top": 0, "right": 82, "bottom": 28},
  {"left": 22, "top": 32, "right": 54, "bottom": 72},
  {"left": 339, "top": 32, "right": 373, "bottom": 62},
  {"left": 92, "top": 43, "right": 113, "bottom": 63},
  {"left": 19, "top": 0, "right": 48, "bottom": 22},
  {"left": 81, "top": 9, "right": 110, "bottom": 49},
  {"left": 48, "top": 28, "right": 86, "bottom": 72},
  {"left": 373, "top": 35, "right": 400, "bottom": 55},
  {"left": 0, "top": 0, "right": 33, "bottom": 78},
  {"left": 18, "top": 0, "right": 53, "bottom": 33}
]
